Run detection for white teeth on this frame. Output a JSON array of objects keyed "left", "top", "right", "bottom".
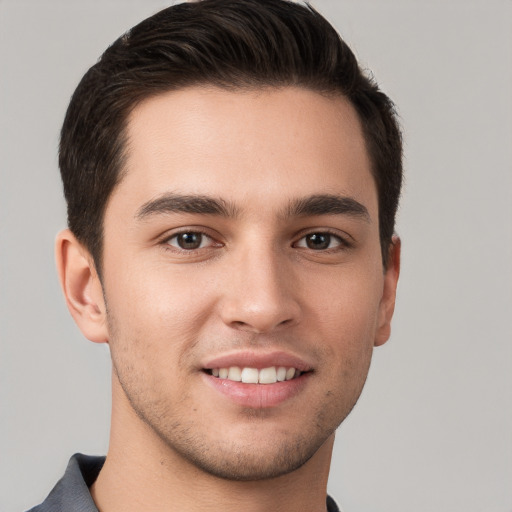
[
  {"left": 241, "top": 367, "right": 259, "bottom": 384},
  {"left": 210, "top": 366, "right": 301, "bottom": 384},
  {"left": 259, "top": 367, "right": 277, "bottom": 384},
  {"left": 227, "top": 366, "right": 242, "bottom": 382}
]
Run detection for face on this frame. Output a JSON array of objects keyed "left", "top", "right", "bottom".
[{"left": 98, "top": 86, "right": 398, "bottom": 480}]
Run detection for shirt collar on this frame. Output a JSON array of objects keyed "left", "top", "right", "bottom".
[{"left": 29, "top": 453, "right": 342, "bottom": 512}]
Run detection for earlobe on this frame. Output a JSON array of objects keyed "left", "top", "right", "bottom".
[
  {"left": 374, "top": 235, "right": 401, "bottom": 347},
  {"left": 55, "top": 229, "right": 109, "bottom": 343}
]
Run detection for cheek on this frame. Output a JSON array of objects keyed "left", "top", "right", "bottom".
[
  {"left": 103, "top": 261, "right": 217, "bottom": 367},
  {"left": 107, "top": 258, "right": 209, "bottom": 319},
  {"left": 306, "top": 264, "right": 384, "bottom": 342},
  {"left": 304, "top": 263, "right": 384, "bottom": 400}
]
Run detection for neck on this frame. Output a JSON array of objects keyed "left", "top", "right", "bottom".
[{"left": 91, "top": 378, "right": 334, "bottom": 512}]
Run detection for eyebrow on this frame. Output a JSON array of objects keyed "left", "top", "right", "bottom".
[
  {"left": 136, "top": 193, "right": 240, "bottom": 220},
  {"left": 284, "top": 194, "right": 370, "bottom": 222},
  {"left": 135, "top": 192, "right": 370, "bottom": 223}
]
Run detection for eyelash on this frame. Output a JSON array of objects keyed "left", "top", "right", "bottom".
[
  {"left": 162, "top": 229, "right": 220, "bottom": 253},
  {"left": 161, "top": 228, "right": 352, "bottom": 254},
  {"left": 293, "top": 230, "right": 352, "bottom": 251}
]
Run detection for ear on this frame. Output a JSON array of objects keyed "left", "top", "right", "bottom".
[
  {"left": 55, "top": 229, "right": 109, "bottom": 343},
  {"left": 374, "top": 235, "right": 401, "bottom": 347}
]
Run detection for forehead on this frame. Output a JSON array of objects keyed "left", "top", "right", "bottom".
[{"left": 114, "top": 86, "right": 376, "bottom": 218}]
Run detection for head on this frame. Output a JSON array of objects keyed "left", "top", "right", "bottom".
[
  {"left": 59, "top": 0, "right": 402, "bottom": 276},
  {"left": 56, "top": 0, "right": 402, "bottom": 484}
]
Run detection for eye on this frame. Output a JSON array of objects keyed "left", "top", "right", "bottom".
[
  {"left": 166, "top": 231, "right": 215, "bottom": 251},
  {"left": 295, "top": 232, "right": 345, "bottom": 251}
]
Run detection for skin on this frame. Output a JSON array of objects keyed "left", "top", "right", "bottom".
[{"left": 56, "top": 86, "right": 400, "bottom": 512}]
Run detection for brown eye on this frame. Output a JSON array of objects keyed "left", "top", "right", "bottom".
[
  {"left": 295, "top": 232, "right": 344, "bottom": 251},
  {"left": 168, "top": 232, "right": 210, "bottom": 250},
  {"left": 305, "top": 233, "right": 331, "bottom": 250}
]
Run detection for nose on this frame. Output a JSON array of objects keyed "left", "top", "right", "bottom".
[{"left": 219, "top": 245, "right": 302, "bottom": 334}]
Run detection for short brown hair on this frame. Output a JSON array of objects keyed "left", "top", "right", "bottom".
[{"left": 59, "top": 0, "right": 402, "bottom": 272}]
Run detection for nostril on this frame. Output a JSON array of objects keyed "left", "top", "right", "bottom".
[
  {"left": 227, "top": 315, "right": 299, "bottom": 334},
  {"left": 220, "top": 293, "right": 301, "bottom": 334}
]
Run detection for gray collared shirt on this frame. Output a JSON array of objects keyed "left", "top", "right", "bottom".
[
  {"left": 27, "top": 453, "right": 341, "bottom": 512},
  {"left": 27, "top": 454, "right": 103, "bottom": 512}
]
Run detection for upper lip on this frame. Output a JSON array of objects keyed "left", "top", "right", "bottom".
[{"left": 202, "top": 350, "right": 313, "bottom": 372}]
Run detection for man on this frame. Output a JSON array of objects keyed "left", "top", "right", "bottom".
[{"left": 29, "top": 0, "right": 402, "bottom": 510}]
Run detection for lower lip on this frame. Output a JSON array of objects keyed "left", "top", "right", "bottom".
[{"left": 203, "top": 372, "right": 310, "bottom": 408}]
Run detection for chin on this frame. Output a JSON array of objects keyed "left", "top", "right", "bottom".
[
  {"left": 166, "top": 432, "right": 328, "bottom": 481},
  {"left": 141, "top": 408, "right": 338, "bottom": 482}
]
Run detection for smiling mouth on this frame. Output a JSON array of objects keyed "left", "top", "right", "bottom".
[{"left": 205, "top": 366, "right": 306, "bottom": 384}]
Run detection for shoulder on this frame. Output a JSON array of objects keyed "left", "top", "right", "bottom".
[
  {"left": 327, "top": 494, "right": 344, "bottom": 512},
  {"left": 26, "top": 454, "right": 105, "bottom": 512}
]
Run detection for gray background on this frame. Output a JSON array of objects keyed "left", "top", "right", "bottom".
[{"left": 1, "top": 1, "right": 511, "bottom": 511}]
